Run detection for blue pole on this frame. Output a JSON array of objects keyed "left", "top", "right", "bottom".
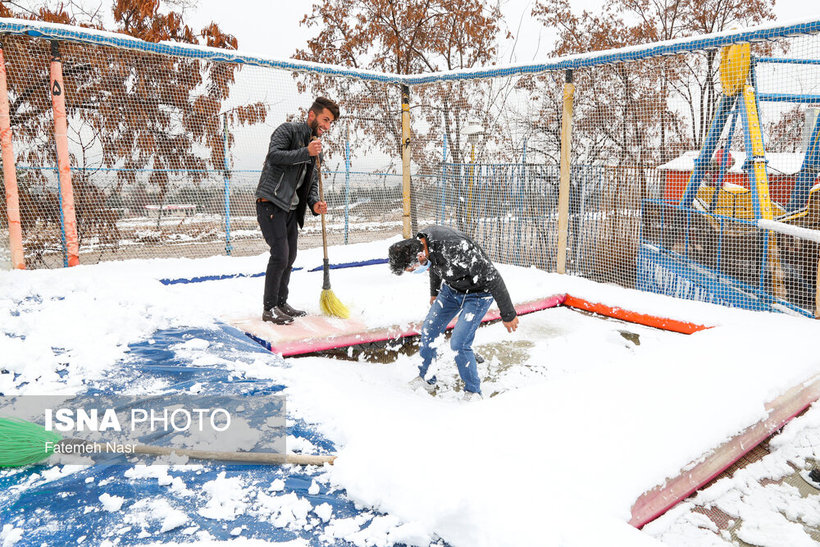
[
  {"left": 222, "top": 112, "right": 233, "bottom": 256},
  {"left": 515, "top": 139, "right": 527, "bottom": 265},
  {"left": 789, "top": 111, "right": 820, "bottom": 210},
  {"left": 344, "top": 125, "right": 351, "bottom": 245},
  {"left": 681, "top": 93, "right": 739, "bottom": 207},
  {"left": 758, "top": 93, "right": 820, "bottom": 103}
]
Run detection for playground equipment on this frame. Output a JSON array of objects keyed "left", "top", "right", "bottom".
[{"left": 638, "top": 43, "right": 820, "bottom": 317}]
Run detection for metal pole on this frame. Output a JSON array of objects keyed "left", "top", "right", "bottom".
[
  {"left": 0, "top": 43, "right": 25, "bottom": 269},
  {"left": 222, "top": 112, "right": 233, "bottom": 256},
  {"left": 344, "top": 122, "right": 350, "bottom": 244},
  {"left": 515, "top": 138, "right": 527, "bottom": 265},
  {"left": 438, "top": 132, "right": 447, "bottom": 224},
  {"left": 49, "top": 41, "right": 80, "bottom": 267},
  {"left": 557, "top": 70, "right": 575, "bottom": 274}
]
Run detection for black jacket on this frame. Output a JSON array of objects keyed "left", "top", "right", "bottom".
[
  {"left": 255, "top": 121, "right": 320, "bottom": 227},
  {"left": 418, "top": 225, "right": 517, "bottom": 322}
]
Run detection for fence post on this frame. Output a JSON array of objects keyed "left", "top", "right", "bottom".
[
  {"left": 49, "top": 41, "right": 80, "bottom": 267},
  {"left": 515, "top": 138, "right": 527, "bottom": 266},
  {"left": 0, "top": 43, "right": 25, "bottom": 269},
  {"left": 557, "top": 69, "right": 575, "bottom": 274},
  {"left": 222, "top": 112, "right": 232, "bottom": 256},
  {"left": 401, "top": 84, "right": 412, "bottom": 238},
  {"left": 344, "top": 122, "right": 351, "bottom": 244}
]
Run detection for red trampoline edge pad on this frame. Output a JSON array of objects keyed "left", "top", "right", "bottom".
[
  {"left": 562, "top": 295, "right": 710, "bottom": 334},
  {"left": 272, "top": 294, "right": 567, "bottom": 356},
  {"left": 629, "top": 373, "right": 820, "bottom": 529}
]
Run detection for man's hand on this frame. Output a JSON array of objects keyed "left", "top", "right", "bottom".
[
  {"left": 308, "top": 139, "right": 322, "bottom": 157},
  {"left": 503, "top": 316, "right": 519, "bottom": 333},
  {"left": 430, "top": 296, "right": 437, "bottom": 305},
  {"left": 313, "top": 201, "right": 328, "bottom": 214}
]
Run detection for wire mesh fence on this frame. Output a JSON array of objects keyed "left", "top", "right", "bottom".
[{"left": 1, "top": 18, "right": 820, "bottom": 317}]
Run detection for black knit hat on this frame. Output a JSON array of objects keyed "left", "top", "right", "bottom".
[{"left": 388, "top": 238, "right": 423, "bottom": 275}]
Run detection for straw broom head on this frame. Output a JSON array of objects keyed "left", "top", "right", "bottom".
[{"left": 320, "top": 288, "right": 350, "bottom": 319}]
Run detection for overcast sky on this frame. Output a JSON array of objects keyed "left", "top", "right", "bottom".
[{"left": 184, "top": 0, "right": 817, "bottom": 65}]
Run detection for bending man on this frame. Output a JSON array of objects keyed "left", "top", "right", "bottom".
[{"left": 388, "top": 225, "right": 519, "bottom": 400}]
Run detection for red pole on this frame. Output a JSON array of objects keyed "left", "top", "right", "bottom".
[
  {"left": 0, "top": 45, "right": 25, "bottom": 269},
  {"left": 49, "top": 41, "right": 79, "bottom": 267}
]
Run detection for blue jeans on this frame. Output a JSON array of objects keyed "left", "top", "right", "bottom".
[{"left": 418, "top": 284, "right": 494, "bottom": 394}]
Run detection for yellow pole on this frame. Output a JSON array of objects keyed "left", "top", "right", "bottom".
[
  {"left": 742, "top": 85, "right": 774, "bottom": 221},
  {"left": 401, "top": 84, "right": 412, "bottom": 238},
  {"left": 557, "top": 70, "right": 575, "bottom": 274},
  {"left": 816, "top": 253, "right": 820, "bottom": 319},
  {"left": 0, "top": 44, "right": 25, "bottom": 269},
  {"left": 741, "top": 84, "right": 786, "bottom": 298}
]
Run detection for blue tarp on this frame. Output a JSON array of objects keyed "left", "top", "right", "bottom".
[{"left": 0, "top": 324, "right": 375, "bottom": 545}]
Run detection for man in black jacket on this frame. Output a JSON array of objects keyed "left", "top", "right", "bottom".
[
  {"left": 255, "top": 97, "right": 339, "bottom": 324},
  {"left": 388, "top": 225, "right": 519, "bottom": 400}
]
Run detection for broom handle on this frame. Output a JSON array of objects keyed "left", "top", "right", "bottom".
[
  {"left": 315, "top": 141, "right": 332, "bottom": 290},
  {"left": 314, "top": 139, "right": 329, "bottom": 261},
  {"left": 85, "top": 441, "right": 335, "bottom": 466}
]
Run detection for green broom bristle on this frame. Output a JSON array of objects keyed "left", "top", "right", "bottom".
[
  {"left": 320, "top": 289, "right": 350, "bottom": 319},
  {"left": 0, "top": 417, "right": 62, "bottom": 467}
]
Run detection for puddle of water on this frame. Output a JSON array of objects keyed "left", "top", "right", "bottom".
[
  {"left": 314, "top": 337, "right": 420, "bottom": 364},
  {"left": 618, "top": 330, "right": 641, "bottom": 346},
  {"left": 475, "top": 340, "right": 535, "bottom": 373}
]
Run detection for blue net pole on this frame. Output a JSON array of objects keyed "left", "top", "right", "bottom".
[{"left": 438, "top": 133, "right": 447, "bottom": 225}]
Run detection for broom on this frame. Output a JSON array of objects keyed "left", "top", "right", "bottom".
[
  {"left": 315, "top": 144, "right": 350, "bottom": 319},
  {"left": 0, "top": 417, "right": 335, "bottom": 467}
]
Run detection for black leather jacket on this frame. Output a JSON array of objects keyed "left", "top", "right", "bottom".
[
  {"left": 418, "top": 225, "right": 517, "bottom": 322},
  {"left": 255, "top": 121, "right": 321, "bottom": 227}
]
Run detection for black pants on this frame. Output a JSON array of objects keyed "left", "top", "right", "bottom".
[{"left": 257, "top": 201, "right": 299, "bottom": 311}]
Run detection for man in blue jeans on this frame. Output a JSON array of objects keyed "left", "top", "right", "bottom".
[{"left": 388, "top": 225, "right": 519, "bottom": 400}]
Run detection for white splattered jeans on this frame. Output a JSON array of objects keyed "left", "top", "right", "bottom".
[{"left": 418, "top": 283, "right": 494, "bottom": 394}]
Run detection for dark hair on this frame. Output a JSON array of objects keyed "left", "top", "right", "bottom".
[
  {"left": 388, "top": 238, "right": 423, "bottom": 275},
  {"left": 310, "top": 97, "right": 340, "bottom": 121}
]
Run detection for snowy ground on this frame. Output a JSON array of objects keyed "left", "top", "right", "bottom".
[{"left": 1, "top": 235, "right": 819, "bottom": 546}]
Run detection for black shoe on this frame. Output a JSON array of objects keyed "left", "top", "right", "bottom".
[
  {"left": 262, "top": 308, "right": 294, "bottom": 325},
  {"left": 809, "top": 468, "right": 820, "bottom": 488},
  {"left": 278, "top": 303, "right": 307, "bottom": 318}
]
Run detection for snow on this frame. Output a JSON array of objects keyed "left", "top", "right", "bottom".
[
  {"left": 2, "top": 235, "right": 819, "bottom": 545},
  {"left": 99, "top": 493, "right": 126, "bottom": 512},
  {"left": 657, "top": 151, "right": 806, "bottom": 174},
  {"left": 758, "top": 219, "right": 820, "bottom": 242}
]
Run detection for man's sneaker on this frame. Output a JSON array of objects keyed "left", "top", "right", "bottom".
[
  {"left": 278, "top": 303, "right": 307, "bottom": 318},
  {"left": 262, "top": 308, "right": 294, "bottom": 325},
  {"left": 408, "top": 376, "right": 435, "bottom": 394},
  {"left": 802, "top": 468, "right": 820, "bottom": 490},
  {"left": 462, "top": 390, "right": 483, "bottom": 402}
]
